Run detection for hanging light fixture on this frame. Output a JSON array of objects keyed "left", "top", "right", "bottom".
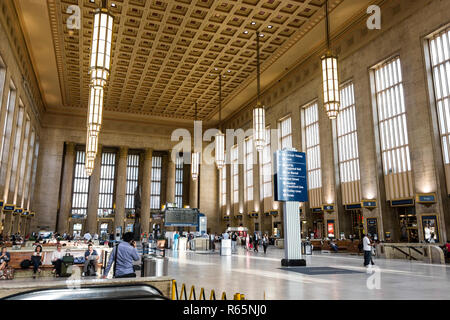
[
  {"left": 87, "top": 85, "right": 104, "bottom": 134},
  {"left": 321, "top": 0, "right": 340, "bottom": 119},
  {"left": 90, "top": 0, "right": 114, "bottom": 87},
  {"left": 191, "top": 102, "right": 200, "bottom": 181},
  {"left": 215, "top": 75, "right": 225, "bottom": 169},
  {"left": 85, "top": 130, "right": 98, "bottom": 176},
  {"left": 85, "top": 0, "right": 113, "bottom": 174},
  {"left": 253, "top": 31, "right": 265, "bottom": 152}
]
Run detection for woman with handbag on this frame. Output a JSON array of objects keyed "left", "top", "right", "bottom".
[{"left": 31, "top": 245, "right": 43, "bottom": 278}]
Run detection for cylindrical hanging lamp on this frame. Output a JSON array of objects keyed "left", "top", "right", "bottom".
[
  {"left": 253, "top": 31, "right": 265, "bottom": 152},
  {"left": 215, "top": 75, "right": 225, "bottom": 169},
  {"left": 321, "top": 0, "right": 340, "bottom": 119}
]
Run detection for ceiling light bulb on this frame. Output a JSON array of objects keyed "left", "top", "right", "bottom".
[
  {"left": 268, "top": 25, "right": 273, "bottom": 29},
  {"left": 244, "top": 30, "right": 249, "bottom": 34},
  {"left": 251, "top": 21, "right": 256, "bottom": 25},
  {"left": 227, "top": 70, "right": 231, "bottom": 73}
]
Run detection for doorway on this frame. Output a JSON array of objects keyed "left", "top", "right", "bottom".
[
  {"left": 397, "top": 207, "right": 418, "bottom": 243},
  {"left": 73, "top": 223, "right": 82, "bottom": 238},
  {"left": 100, "top": 223, "right": 109, "bottom": 240},
  {"left": 312, "top": 213, "right": 324, "bottom": 239},
  {"left": 349, "top": 210, "right": 364, "bottom": 239}
]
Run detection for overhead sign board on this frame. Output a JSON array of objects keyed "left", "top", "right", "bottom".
[
  {"left": 3, "top": 204, "right": 15, "bottom": 211},
  {"left": 164, "top": 208, "right": 199, "bottom": 227},
  {"left": 273, "top": 149, "right": 308, "bottom": 202}
]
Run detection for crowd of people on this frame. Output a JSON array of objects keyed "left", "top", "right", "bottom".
[{"left": 170, "top": 230, "right": 272, "bottom": 255}]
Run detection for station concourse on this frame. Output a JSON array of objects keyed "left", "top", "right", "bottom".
[{"left": 0, "top": 0, "right": 449, "bottom": 301}]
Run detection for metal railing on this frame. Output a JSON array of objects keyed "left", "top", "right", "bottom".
[{"left": 171, "top": 280, "right": 245, "bottom": 300}]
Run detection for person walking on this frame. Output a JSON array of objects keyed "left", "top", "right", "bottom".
[
  {"left": 173, "top": 231, "right": 180, "bottom": 251},
  {"left": 362, "top": 234, "right": 374, "bottom": 267},
  {"left": 210, "top": 232, "right": 215, "bottom": 251},
  {"left": 103, "top": 232, "right": 140, "bottom": 278},
  {"left": 253, "top": 232, "right": 259, "bottom": 252},
  {"left": 231, "top": 232, "right": 237, "bottom": 253},
  {"left": 262, "top": 234, "right": 269, "bottom": 254}
]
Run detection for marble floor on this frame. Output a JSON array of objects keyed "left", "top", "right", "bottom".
[{"left": 167, "top": 245, "right": 450, "bottom": 300}]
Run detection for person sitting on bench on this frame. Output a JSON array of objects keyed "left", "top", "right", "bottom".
[
  {"left": 31, "top": 245, "right": 43, "bottom": 278},
  {"left": 0, "top": 247, "right": 10, "bottom": 271},
  {"left": 330, "top": 240, "right": 339, "bottom": 253},
  {"left": 50, "top": 244, "right": 65, "bottom": 276},
  {"left": 83, "top": 244, "right": 99, "bottom": 276}
]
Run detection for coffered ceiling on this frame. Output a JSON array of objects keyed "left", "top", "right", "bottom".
[{"left": 14, "top": 0, "right": 372, "bottom": 124}]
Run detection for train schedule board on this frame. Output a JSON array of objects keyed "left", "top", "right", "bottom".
[
  {"left": 164, "top": 208, "right": 199, "bottom": 227},
  {"left": 273, "top": 149, "right": 308, "bottom": 202}
]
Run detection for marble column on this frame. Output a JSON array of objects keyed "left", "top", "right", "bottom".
[
  {"left": 57, "top": 142, "right": 75, "bottom": 234},
  {"left": 189, "top": 173, "right": 199, "bottom": 209},
  {"left": 141, "top": 148, "right": 153, "bottom": 235},
  {"left": 3, "top": 212, "right": 12, "bottom": 236},
  {"left": 114, "top": 147, "right": 128, "bottom": 231},
  {"left": 12, "top": 214, "right": 20, "bottom": 234},
  {"left": 166, "top": 151, "right": 176, "bottom": 204},
  {"left": 86, "top": 145, "right": 102, "bottom": 234}
]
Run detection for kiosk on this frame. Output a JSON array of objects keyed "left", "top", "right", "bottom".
[{"left": 274, "top": 149, "right": 308, "bottom": 267}]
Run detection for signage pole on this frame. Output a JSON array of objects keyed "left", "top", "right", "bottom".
[
  {"left": 274, "top": 148, "right": 307, "bottom": 267},
  {"left": 281, "top": 201, "right": 305, "bottom": 266}
]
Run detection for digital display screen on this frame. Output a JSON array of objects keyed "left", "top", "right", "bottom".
[{"left": 164, "top": 208, "right": 199, "bottom": 227}]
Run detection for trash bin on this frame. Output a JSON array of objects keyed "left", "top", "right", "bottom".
[
  {"left": 141, "top": 255, "right": 169, "bottom": 277},
  {"left": 301, "top": 241, "right": 312, "bottom": 255},
  {"left": 220, "top": 239, "right": 232, "bottom": 256}
]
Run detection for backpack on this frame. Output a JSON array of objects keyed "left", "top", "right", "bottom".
[{"left": 20, "top": 259, "right": 31, "bottom": 269}]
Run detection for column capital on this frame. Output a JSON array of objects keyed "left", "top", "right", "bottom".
[{"left": 119, "top": 146, "right": 129, "bottom": 158}]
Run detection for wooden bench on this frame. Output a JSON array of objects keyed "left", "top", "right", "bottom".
[
  {"left": 7, "top": 250, "right": 106, "bottom": 278},
  {"left": 310, "top": 240, "right": 361, "bottom": 254}
]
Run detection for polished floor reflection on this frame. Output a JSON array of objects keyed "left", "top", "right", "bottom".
[{"left": 167, "top": 245, "right": 450, "bottom": 300}]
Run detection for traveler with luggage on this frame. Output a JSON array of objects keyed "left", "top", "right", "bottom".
[
  {"left": 31, "top": 245, "right": 43, "bottom": 278},
  {"left": 51, "top": 244, "right": 65, "bottom": 276},
  {"left": 103, "top": 232, "right": 140, "bottom": 278},
  {"left": 83, "top": 244, "right": 99, "bottom": 276}
]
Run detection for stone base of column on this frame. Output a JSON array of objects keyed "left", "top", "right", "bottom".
[{"left": 281, "top": 259, "right": 306, "bottom": 267}]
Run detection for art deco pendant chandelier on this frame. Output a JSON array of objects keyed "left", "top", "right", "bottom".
[
  {"left": 321, "top": 0, "right": 340, "bottom": 119},
  {"left": 85, "top": 0, "right": 113, "bottom": 176},
  {"left": 215, "top": 75, "right": 225, "bottom": 169}
]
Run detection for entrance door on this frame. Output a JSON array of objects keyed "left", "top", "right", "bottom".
[
  {"left": 312, "top": 213, "right": 324, "bottom": 239},
  {"left": 73, "top": 223, "right": 82, "bottom": 238},
  {"left": 397, "top": 207, "right": 418, "bottom": 243},
  {"left": 100, "top": 223, "right": 109, "bottom": 240},
  {"left": 350, "top": 210, "right": 364, "bottom": 239}
]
